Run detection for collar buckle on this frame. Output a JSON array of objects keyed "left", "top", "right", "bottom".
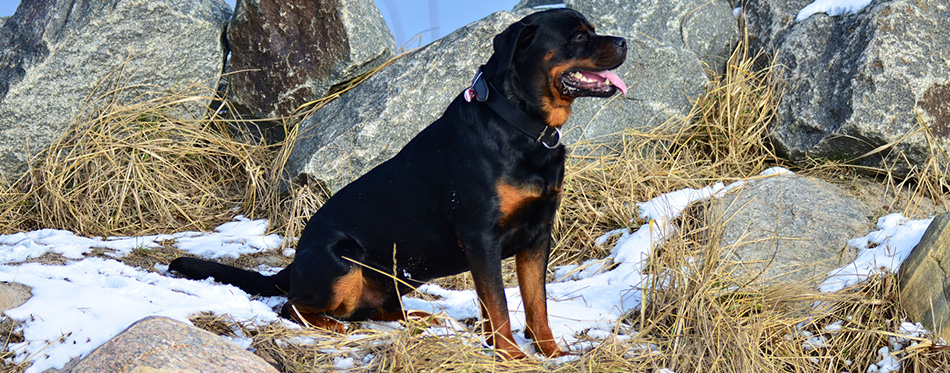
[
  {"left": 464, "top": 70, "right": 488, "bottom": 102},
  {"left": 538, "top": 127, "right": 562, "bottom": 149}
]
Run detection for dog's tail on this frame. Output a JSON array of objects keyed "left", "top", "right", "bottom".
[{"left": 168, "top": 257, "right": 290, "bottom": 297}]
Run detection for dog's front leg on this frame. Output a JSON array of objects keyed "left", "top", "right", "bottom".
[
  {"left": 465, "top": 243, "right": 526, "bottom": 360},
  {"left": 516, "top": 245, "right": 567, "bottom": 358}
]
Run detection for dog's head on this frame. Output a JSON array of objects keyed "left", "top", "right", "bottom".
[{"left": 482, "top": 9, "right": 628, "bottom": 127}]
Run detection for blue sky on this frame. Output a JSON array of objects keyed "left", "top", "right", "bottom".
[
  {"left": 375, "top": 0, "right": 518, "bottom": 47},
  {"left": 0, "top": 0, "right": 518, "bottom": 47}
]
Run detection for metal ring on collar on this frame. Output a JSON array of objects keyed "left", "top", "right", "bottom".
[{"left": 538, "top": 127, "right": 562, "bottom": 149}]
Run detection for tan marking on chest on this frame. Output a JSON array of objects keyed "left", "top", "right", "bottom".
[
  {"left": 541, "top": 98, "right": 572, "bottom": 128},
  {"left": 496, "top": 182, "right": 543, "bottom": 223}
]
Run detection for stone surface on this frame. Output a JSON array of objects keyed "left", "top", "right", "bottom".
[
  {"left": 227, "top": 0, "right": 396, "bottom": 119},
  {"left": 512, "top": 0, "right": 563, "bottom": 10},
  {"left": 741, "top": 0, "right": 812, "bottom": 55},
  {"left": 567, "top": 0, "right": 738, "bottom": 73},
  {"left": 289, "top": 4, "right": 732, "bottom": 191},
  {"left": 715, "top": 174, "right": 872, "bottom": 285},
  {"left": 899, "top": 213, "right": 950, "bottom": 341},
  {"left": 0, "top": 0, "right": 230, "bottom": 182},
  {"left": 749, "top": 0, "right": 950, "bottom": 176},
  {"left": 554, "top": 0, "right": 736, "bottom": 155},
  {"left": 71, "top": 316, "right": 278, "bottom": 373},
  {"left": 0, "top": 281, "right": 31, "bottom": 312}
]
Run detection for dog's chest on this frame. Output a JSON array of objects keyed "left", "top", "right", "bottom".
[
  {"left": 495, "top": 181, "right": 560, "bottom": 224},
  {"left": 492, "top": 148, "right": 565, "bottom": 225},
  {"left": 493, "top": 179, "right": 561, "bottom": 258}
]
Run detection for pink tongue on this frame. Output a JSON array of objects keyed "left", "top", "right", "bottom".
[{"left": 590, "top": 70, "right": 628, "bottom": 95}]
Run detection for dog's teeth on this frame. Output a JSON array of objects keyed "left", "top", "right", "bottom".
[
  {"left": 567, "top": 71, "right": 613, "bottom": 87},
  {"left": 571, "top": 71, "right": 596, "bottom": 83}
]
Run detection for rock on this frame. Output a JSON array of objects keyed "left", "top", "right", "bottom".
[
  {"left": 71, "top": 316, "right": 278, "bottom": 373},
  {"left": 288, "top": 5, "right": 731, "bottom": 191},
  {"left": 559, "top": 0, "right": 737, "bottom": 156},
  {"left": 566, "top": 0, "right": 738, "bottom": 74},
  {"left": 899, "top": 213, "right": 950, "bottom": 341},
  {"left": 715, "top": 173, "right": 871, "bottom": 285},
  {"left": 227, "top": 0, "right": 396, "bottom": 119},
  {"left": 749, "top": 0, "right": 950, "bottom": 176},
  {"left": 0, "top": 282, "right": 31, "bottom": 312},
  {"left": 740, "top": 0, "right": 812, "bottom": 55},
  {"left": 0, "top": 0, "right": 230, "bottom": 182},
  {"left": 512, "top": 0, "right": 564, "bottom": 10}
]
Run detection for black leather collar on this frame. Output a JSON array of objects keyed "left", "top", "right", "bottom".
[{"left": 464, "top": 69, "right": 561, "bottom": 149}]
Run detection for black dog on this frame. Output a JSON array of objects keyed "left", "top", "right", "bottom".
[{"left": 170, "top": 8, "right": 626, "bottom": 359}]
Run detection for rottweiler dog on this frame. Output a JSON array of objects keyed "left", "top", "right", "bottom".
[{"left": 170, "top": 8, "right": 627, "bottom": 359}]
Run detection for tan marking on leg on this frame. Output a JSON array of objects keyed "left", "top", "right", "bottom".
[
  {"left": 327, "top": 267, "right": 363, "bottom": 318},
  {"left": 281, "top": 268, "right": 365, "bottom": 333},
  {"left": 516, "top": 251, "right": 567, "bottom": 358},
  {"left": 371, "top": 310, "right": 439, "bottom": 325},
  {"left": 478, "top": 294, "right": 526, "bottom": 360},
  {"left": 480, "top": 303, "right": 494, "bottom": 346},
  {"left": 282, "top": 302, "right": 346, "bottom": 334}
]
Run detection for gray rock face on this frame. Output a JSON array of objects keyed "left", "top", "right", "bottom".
[
  {"left": 0, "top": 0, "right": 230, "bottom": 182},
  {"left": 227, "top": 0, "right": 396, "bottom": 119},
  {"left": 72, "top": 316, "right": 278, "bottom": 372},
  {"left": 0, "top": 281, "right": 31, "bottom": 312},
  {"left": 899, "top": 213, "right": 950, "bottom": 341},
  {"left": 567, "top": 0, "right": 738, "bottom": 73},
  {"left": 512, "top": 0, "right": 564, "bottom": 10},
  {"left": 289, "top": 4, "right": 735, "bottom": 190},
  {"left": 715, "top": 174, "right": 871, "bottom": 285},
  {"left": 549, "top": 0, "right": 737, "bottom": 152},
  {"left": 741, "top": 0, "right": 812, "bottom": 55},
  {"left": 750, "top": 0, "right": 950, "bottom": 175},
  {"left": 288, "top": 10, "right": 529, "bottom": 190}
]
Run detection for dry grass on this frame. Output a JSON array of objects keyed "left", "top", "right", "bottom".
[
  {"left": 195, "top": 312, "right": 654, "bottom": 372},
  {"left": 0, "top": 83, "right": 281, "bottom": 236},
  {"left": 877, "top": 117, "right": 950, "bottom": 218},
  {"left": 635, "top": 203, "right": 838, "bottom": 372},
  {"left": 794, "top": 110, "right": 950, "bottom": 222},
  {"left": 0, "top": 49, "right": 406, "bottom": 238},
  {"left": 0, "top": 318, "right": 24, "bottom": 373},
  {"left": 628, "top": 202, "right": 950, "bottom": 373}
]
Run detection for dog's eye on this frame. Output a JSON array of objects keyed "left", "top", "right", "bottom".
[{"left": 572, "top": 33, "right": 588, "bottom": 43}]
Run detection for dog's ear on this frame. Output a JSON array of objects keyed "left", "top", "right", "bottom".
[{"left": 484, "top": 21, "right": 537, "bottom": 77}]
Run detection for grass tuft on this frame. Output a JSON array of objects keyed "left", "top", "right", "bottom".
[{"left": 0, "top": 85, "right": 280, "bottom": 236}]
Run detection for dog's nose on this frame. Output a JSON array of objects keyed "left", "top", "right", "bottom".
[{"left": 613, "top": 37, "right": 627, "bottom": 50}]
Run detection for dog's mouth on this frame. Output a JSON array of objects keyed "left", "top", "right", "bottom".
[{"left": 560, "top": 69, "right": 628, "bottom": 98}]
